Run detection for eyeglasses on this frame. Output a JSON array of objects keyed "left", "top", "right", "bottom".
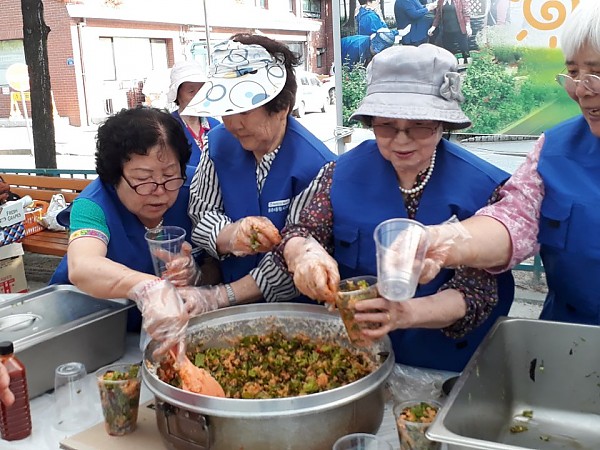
[
  {"left": 556, "top": 73, "right": 600, "bottom": 96},
  {"left": 121, "top": 174, "right": 186, "bottom": 195},
  {"left": 372, "top": 123, "right": 440, "bottom": 140}
]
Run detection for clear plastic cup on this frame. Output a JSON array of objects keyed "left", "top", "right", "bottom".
[
  {"left": 394, "top": 400, "right": 442, "bottom": 450},
  {"left": 332, "top": 433, "right": 393, "bottom": 450},
  {"left": 96, "top": 363, "right": 142, "bottom": 436},
  {"left": 336, "top": 276, "right": 379, "bottom": 347},
  {"left": 144, "top": 225, "right": 187, "bottom": 278},
  {"left": 373, "top": 219, "right": 429, "bottom": 302},
  {"left": 54, "top": 362, "right": 95, "bottom": 432}
]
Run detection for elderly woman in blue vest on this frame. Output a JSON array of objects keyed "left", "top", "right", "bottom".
[
  {"left": 167, "top": 61, "right": 220, "bottom": 167},
  {"left": 50, "top": 107, "right": 199, "bottom": 353},
  {"left": 356, "top": 0, "right": 389, "bottom": 36},
  {"left": 419, "top": 2, "right": 600, "bottom": 326},
  {"left": 179, "top": 34, "right": 336, "bottom": 313},
  {"left": 276, "top": 44, "right": 514, "bottom": 372}
]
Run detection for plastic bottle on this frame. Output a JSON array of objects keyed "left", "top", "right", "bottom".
[{"left": 0, "top": 341, "right": 31, "bottom": 441}]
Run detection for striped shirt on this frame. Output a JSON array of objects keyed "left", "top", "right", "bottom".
[{"left": 188, "top": 146, "right": 329, "bottom": 302}]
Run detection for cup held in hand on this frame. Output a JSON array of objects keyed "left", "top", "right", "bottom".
[
  {"left": 144, "top": 225, "right": 187, "bottom": 277},
  {"left": 336, "top": 276, "right": 379, "bottom": 347},
  {"left": 374, "top": 219, "right": 429, "bottom": 302}
]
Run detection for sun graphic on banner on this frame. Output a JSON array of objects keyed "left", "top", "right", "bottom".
[{"left": 514, "top": 0, "right": 580, "bottom": 48}]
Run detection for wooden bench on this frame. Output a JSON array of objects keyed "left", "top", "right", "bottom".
[{"left": 1, "top": 173, "right": 93, "bottom": 257}]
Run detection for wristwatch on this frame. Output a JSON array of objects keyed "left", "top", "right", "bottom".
[{"left": 224, "top": 283, "right": 237, "bottom": 306}]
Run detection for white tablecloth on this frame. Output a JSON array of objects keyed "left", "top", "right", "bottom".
[{"left": 0, "top": 333, "right": 152, "bottom": 450}]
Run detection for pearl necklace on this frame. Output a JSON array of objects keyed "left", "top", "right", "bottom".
[
  {"left": 144, "top": 218, "right": 164, "bottom": 231},
  {"left": 398, "top": 151, "right": 437, "bottom": 195}
]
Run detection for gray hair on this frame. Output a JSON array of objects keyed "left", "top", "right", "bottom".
[{"left": 560, "top": 0, "right": 600, "bottom": 59}]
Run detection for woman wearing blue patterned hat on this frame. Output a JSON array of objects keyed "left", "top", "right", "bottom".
[{"left": 180, "top": 34, "right": 336, "bottom": 314}]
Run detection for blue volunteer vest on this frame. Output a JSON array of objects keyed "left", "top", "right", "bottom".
[
  {"left": 210, "top": 115, "right": 336, "bottom": 285},
  {"left": 330, "top": 139, "right": 514, "bottom": 372},
  {"left": 49, "top": 166, "right": 195, "bottom": 330},
  {"left": 537, "top": 116, "right": 600, "bottom": 324},
  {"left": 172, "top": 111, "right": 220, "bottom": 167}
]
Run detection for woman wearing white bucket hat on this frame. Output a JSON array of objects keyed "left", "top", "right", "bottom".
[
  {"left": 180, "top": 34, "right": 336, "bottom": 313},
  {"left": 276, "top": 44, "right": 514, "bottom": 372},
  {"left": 168, "top": 60, "right": 220, "bottom": 167}
]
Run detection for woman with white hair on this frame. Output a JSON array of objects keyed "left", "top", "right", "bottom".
[
  {"left": 167, "top": 61, "right": 219, "bottom": 166},
  {"left": 420, "top": 1, "right": 600, "bottom": 326},
  {"left": 275, "top": 44, "right": 514, "bottom": 372}
]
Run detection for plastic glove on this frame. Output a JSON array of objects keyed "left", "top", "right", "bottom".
[
  {"left": 227, "top": 216, "right": 282, "bottom": 256},
  {"left": 287, "top": 238, "right": 340, "bottom": 304},
  {"left": 419, "top": 217, "right": 471, "bottom": 284},
  {"left": 163, "top": 242, "right": 202, "bottom": 287},
  {"left": 177, "top": 284, "right": 227, "bottom": 316},
  {"left": 156, "top": 242, "right": 202, "bottom": 287},
  {"left": 426, "top": 2, "right": 437, "bottom": 11},
  {"left": 128, "top": 279, "right": 189, "bottom": 357},
  {"left": 465, "top": 23, "right": 472, "bottom": 37},
  {"left": 427, "top": 26, "right": 436, "bottom": 36}
]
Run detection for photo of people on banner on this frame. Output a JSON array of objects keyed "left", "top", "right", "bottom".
[{"left": 337, "top": 0, "right": 584, "bottom": 135}]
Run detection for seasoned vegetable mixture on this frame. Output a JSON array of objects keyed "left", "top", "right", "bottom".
[
  {"left": 97, "top": 364, "right": 141, "bottom": 436},
  {"left": 337, "top": 278, "right": 379, "bottom": 347},
  {"left": 396, "top": 401, "right": 440, "bottom": 450},
  {"left": 158, "top": 330, "right": 375, "bottom": 399}
]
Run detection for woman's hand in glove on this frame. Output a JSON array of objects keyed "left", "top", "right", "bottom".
[
  {"left": 225, "top": 216, "right": 282, "bottom": 256},
  {"left": 158, "top": 242, "right": 201, "bottom": 287},
  {"left": 427, "top": 26, "right": 436, "bottom": 36},
  {"left": 151, "top": 241, "right": 201, "bottom": 287},
  {"left": 285, "top": 237, "right": 340, "bottom": 304},
  {"left": 177, "top": 285, "right": 227, "bottom": 316},
  {"left": 128, "top": 278, "right": 189, "bottom": 357},
  {"left": 420, "top": 219, "right": 471, "bottom": 284}
]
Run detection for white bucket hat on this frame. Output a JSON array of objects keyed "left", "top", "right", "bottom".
[
  {"left": 167, "top": 60, "right": 208, "bottom": 103},
  {"left": 350, "top": 44, "right": 471, "bottom": 130},
  {"left": 182, "top": 40, "right": 287, "bottom": 117}
]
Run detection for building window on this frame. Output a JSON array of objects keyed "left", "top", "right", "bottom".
[
  {"left": 256, "top": 0, "right": 267, "bottom": 8},
  {"left": 316, "top": 48, "right": 325, "bottom": 69},
  {"left": 289, "top": 0, "right": 295, "bottom": 13},
  {"left": 302, "top": 0, "right": 321, "bottom": 19}
]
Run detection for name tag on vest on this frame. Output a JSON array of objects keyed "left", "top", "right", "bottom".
[{"left": 267, "top": 199, "right": 290, "bottom": 213}]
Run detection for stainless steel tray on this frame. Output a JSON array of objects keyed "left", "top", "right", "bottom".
[
  {"left": 427, "top": 317, "right": 600, "bottom": 449},
  {"left": 0, "top": 284, "right": 134, "bottom": 398}
]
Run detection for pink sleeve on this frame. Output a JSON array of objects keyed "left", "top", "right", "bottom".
[{"left": 476, "top": 135, "right": 546, "bottom": 271}]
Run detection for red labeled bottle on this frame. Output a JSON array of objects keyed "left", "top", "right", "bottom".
[{"left": 0, "top": 341, "right": 31, "bottom": 441}]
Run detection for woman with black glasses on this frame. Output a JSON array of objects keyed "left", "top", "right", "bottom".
[
  {"left": 275, "top": 44, "right": 514, "bottom": 372},
  {"left": 50, "top": 107, "right": 199, "bottom": 343},
  {"left": 420, "top": 2, "right": 600, "bottom": 327}
]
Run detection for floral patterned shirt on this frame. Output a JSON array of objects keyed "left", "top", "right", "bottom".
[{"left": 477, "top": 135, "right": 545, "bottom": 272}]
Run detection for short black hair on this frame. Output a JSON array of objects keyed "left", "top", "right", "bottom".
[
  {"left": 230, "top": 33, "right": 301, "bottom": 116},
  {"left": 95, "top": 107, "right": 192, "bottom": 186}
]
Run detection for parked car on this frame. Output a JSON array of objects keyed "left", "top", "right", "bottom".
[{"left": 293, "top": 71, "right": 330, "bottom": 117}]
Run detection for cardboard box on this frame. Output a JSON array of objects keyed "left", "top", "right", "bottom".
[{"left": 0, "top": 243, "right": 27, "bottom": 293}]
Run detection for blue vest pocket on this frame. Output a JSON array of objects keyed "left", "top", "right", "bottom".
[
  {"left": 538, "top": 196, "right": 572, "bottom": 250},
  {"left": 568, "top": 202, "right": 600, "bottom": 257},
  {"left": 333, "top": 224, "right": 360, "bottom": 270}
]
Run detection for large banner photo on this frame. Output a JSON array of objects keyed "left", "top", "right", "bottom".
[{"left": 337, "top": 0, "right": 582, "bottom": 144}]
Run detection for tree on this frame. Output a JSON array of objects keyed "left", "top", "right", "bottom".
[{"left": 21, "top": 0, "right": 56, "bottom": 169}]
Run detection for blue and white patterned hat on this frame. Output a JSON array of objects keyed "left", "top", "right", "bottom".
[{"left": 182, "top": 40, "right": 287, "bottom": 117}]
